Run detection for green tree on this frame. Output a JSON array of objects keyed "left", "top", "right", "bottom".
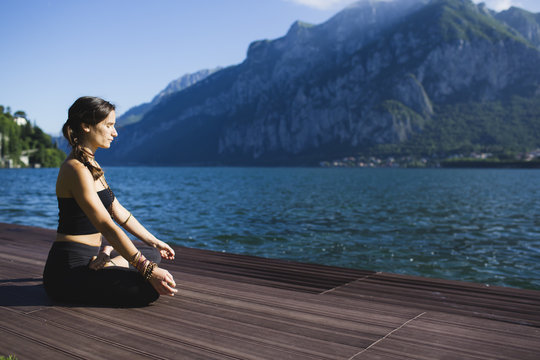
[
  {"left": 14, "top": 110, "right": 27, "bottom": 118},
  {"left": 1, "top": 105, "right": 66, "bottom": 168}
]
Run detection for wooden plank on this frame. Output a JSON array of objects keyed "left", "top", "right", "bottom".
[
  {"left": 25, "top": 307, "right": 244, "bottom": 360},
  {"left": 1, "top": 222, "right": 540, "bottom": 360},
  {"left": 162, "top": 247, "right": 373, "bottom": 293},
  {"left": 31, "top": 306, "right": 359, "bottom": 360},
  {"left": 0, "top": 309, "right": 162, "bottom": 360},
  {"left": 324, "top": 273, "right": 540, "bottom": 327},
  {"left": 44, "top": 271, "right": 418, "bottom": 360},
  {"left": 0, "top": 254, "right": 46, "bottom": 277},
  {"left": 0, "top": 223, "right": 55, "bottom": 247},
  {"left": 0, "top": 328, "right": 79, "bottom": 360},
  {"left": 357, "top": 311, "right": 540, "bottom": 360},
  {"left": 166, "top": 272, "right": 421, "bottom": 331}
]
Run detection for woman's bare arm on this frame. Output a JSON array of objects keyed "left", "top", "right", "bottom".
[{"left": 110, "top": 197, "right": 175, "bottom": 260}]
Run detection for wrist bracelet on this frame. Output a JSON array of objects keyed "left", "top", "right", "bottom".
[
  {"left": 144, "top": 262, "right": 157, "bottom": 281},
  {"left": 129, "top": 251, "right": 141, "bottom": 267}
]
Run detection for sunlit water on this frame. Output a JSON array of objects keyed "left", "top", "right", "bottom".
[{"left": 1, "top": 167, "right": 539, "bottom": 290}]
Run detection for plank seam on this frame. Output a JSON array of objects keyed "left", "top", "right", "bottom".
[
  {"left": 23, "top": 308, "right": 48, "bottom": 315},
  {"left": 319, "top": 273, "right": 380, "bottom": 295},
  {"left": 347, "top": 311, "right": 427, "bottom": 360}
]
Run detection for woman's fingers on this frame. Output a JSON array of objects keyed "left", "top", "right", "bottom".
[
  {"left": 164, "top": 275, "right": 176, "bottom": 288},
  {"left": 160, "top": 270, "right": 176, "bottom": 288},
  {"left": 89, "top": 255, "right": 110, "bottom": 270},
  {"left": 166, "top": 244, "right": 175, "bottom": 257},
  {"left": 160, "top": 249, "right": 174, "bottom": 260},
  {"left": 162, "top": 282, "right": 178, "bottom": 295},
  {"left": 149, "top": 268, "right": 177, "bottom": 296},
  {"left": 155, "top": 279, "right": 177, "bottom": 296},
  {"left": 162, "top": 271, "right": 177, "bottom": 295},
  {"left": 156, "top": 240, "right": 175, "bottom": 260}
]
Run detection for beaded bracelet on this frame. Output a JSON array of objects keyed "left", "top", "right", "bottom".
[
  {"left": 128, "top": 251, "right": 156, "bottom": 281},
  {"left": 143, "top": 262, "right": 157, "bottom": 281}
]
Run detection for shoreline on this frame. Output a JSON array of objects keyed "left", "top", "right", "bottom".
[{"left": 2, "top": 161, "right": 540, "bottom": 169}]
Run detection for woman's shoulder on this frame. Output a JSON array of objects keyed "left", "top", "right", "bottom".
[
  {"left": 61, "top": 158, "right": 86, "bottom": 174},
  {"left": 58, "top": 158, "right": 93, "bottom": 185},
  {"left": 57, "top": 158, "right": 96, "bottom": 197}
]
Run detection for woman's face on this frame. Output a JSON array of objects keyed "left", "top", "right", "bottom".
[{"left": 87, "top": 110, "right": 118, "bottom": 149}]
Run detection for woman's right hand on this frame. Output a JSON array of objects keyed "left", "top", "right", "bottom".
[{"left": 148, "top": 266, "right": 178, "bottom": 296}]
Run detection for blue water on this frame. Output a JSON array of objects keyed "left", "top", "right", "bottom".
[{"left": 1, "top": 167, "right": 539, "bottom": 290}]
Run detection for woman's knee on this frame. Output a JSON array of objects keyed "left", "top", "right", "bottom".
[{"left": 140, "top": 246, "right": 161, "bottom": 264}]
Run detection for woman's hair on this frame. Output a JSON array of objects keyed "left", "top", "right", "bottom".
[{"left": 62, "top": 96, "right": 116, "bottom": 180}]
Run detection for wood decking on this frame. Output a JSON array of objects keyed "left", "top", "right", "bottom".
[{"left": 1, "top": 222, "right": 539, "bottom": 359}]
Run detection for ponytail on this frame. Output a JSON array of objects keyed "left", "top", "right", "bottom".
[{"left": 62, "top": 120, "right": 104, "bottom": 180}]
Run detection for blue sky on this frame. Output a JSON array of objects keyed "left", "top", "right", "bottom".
[{"left": 2, "top": 0, "right": 539, "bottom": 135}]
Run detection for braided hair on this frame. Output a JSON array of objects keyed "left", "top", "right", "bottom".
[{"left": 62, "top": 96, "right": 115, "bottom": 180}]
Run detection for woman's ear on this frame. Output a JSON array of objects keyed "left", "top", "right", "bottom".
[{"left": 81, "top": 123, "right": 91, "bottom": 133}]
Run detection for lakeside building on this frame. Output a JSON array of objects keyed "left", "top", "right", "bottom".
[{"left": 13, "top": 116, "right": 28, "bottom": 126}]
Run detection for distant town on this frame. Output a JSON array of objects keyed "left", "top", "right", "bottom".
[{"left": 320, "top": 149, "right": 540, "bottom": 168}]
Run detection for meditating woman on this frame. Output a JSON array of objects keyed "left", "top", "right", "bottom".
[{"left": 43, "top": 96, "right": 177, "bottom": 306}]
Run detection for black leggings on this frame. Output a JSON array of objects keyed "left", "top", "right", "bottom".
[{"left": 43, "top": 241, "right": 160, "bottom": 307}]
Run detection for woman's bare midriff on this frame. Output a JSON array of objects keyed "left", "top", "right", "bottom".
[{"left": 55, "top": 232, "right": 102, "bottom": 247}]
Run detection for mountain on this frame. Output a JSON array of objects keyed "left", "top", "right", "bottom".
[
  {"left": 54, "top": 67, "right": 221, "bottom": 152},
  {"left": 100, "top": 0, "right": 540, "bottom": 166},
  {"left": 495, "top": 6, "right": 540, "bottom": 48},
  {"left": 116, "top": 67, "right": 222, "bottom": 128}
]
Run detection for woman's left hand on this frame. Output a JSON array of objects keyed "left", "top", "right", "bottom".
[
  {"left": 154, "top": 239, "right": 175, "bottom": 260},
  {"left": 89, "top": 246, "right": 114, "bottom": 270}
]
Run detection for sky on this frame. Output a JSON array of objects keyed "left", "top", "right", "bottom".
[{"left": 2, "top": 0, "right": 540, "bottom": 135}]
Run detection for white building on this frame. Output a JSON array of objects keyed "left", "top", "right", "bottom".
[{"left": 14, "top": 116, "right": 28, "bottom": 126}]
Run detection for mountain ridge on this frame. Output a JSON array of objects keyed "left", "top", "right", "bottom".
[
  {"left": 495, "top": 6, "right": 540, "bottom": 48},
  {"left": 115, "top": 67, "right": 222, "bottom": 128},
  {"left": 101, "top": 0, "right": 540, "bottom": 166}
]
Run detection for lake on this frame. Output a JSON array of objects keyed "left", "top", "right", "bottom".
[{"left": 1, "top": 167, "right": 539, "bottom": 290}]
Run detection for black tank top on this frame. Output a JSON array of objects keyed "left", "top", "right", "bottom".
[{"left": 57, "top": 188, "right": 115, "bottom": 235}]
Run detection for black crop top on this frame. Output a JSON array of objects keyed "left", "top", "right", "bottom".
[{"left": 57, "top": 188, "right": 115, "bottom": 235}]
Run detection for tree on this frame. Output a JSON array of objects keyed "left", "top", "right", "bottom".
[
  {"left": 1, "top": 105, "right": 66, "bottom": 168},
  {"left": 21, "top": 122, "right": 33, "bottom": 139},
  {"left": 14, "top": 110, "right": 27, "bottom": 118}
]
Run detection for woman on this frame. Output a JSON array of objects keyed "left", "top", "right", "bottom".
[{"left": 43, "top": 96, "right": 177, "bottom": 306}]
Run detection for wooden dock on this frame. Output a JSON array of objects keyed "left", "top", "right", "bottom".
[{"left": 1, "top": 222, "right": 539, "bottom": 359}]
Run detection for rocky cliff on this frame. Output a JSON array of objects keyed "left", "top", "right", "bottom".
[{"left": 101, "top": 0, "right": 540, "bottom": 166}]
